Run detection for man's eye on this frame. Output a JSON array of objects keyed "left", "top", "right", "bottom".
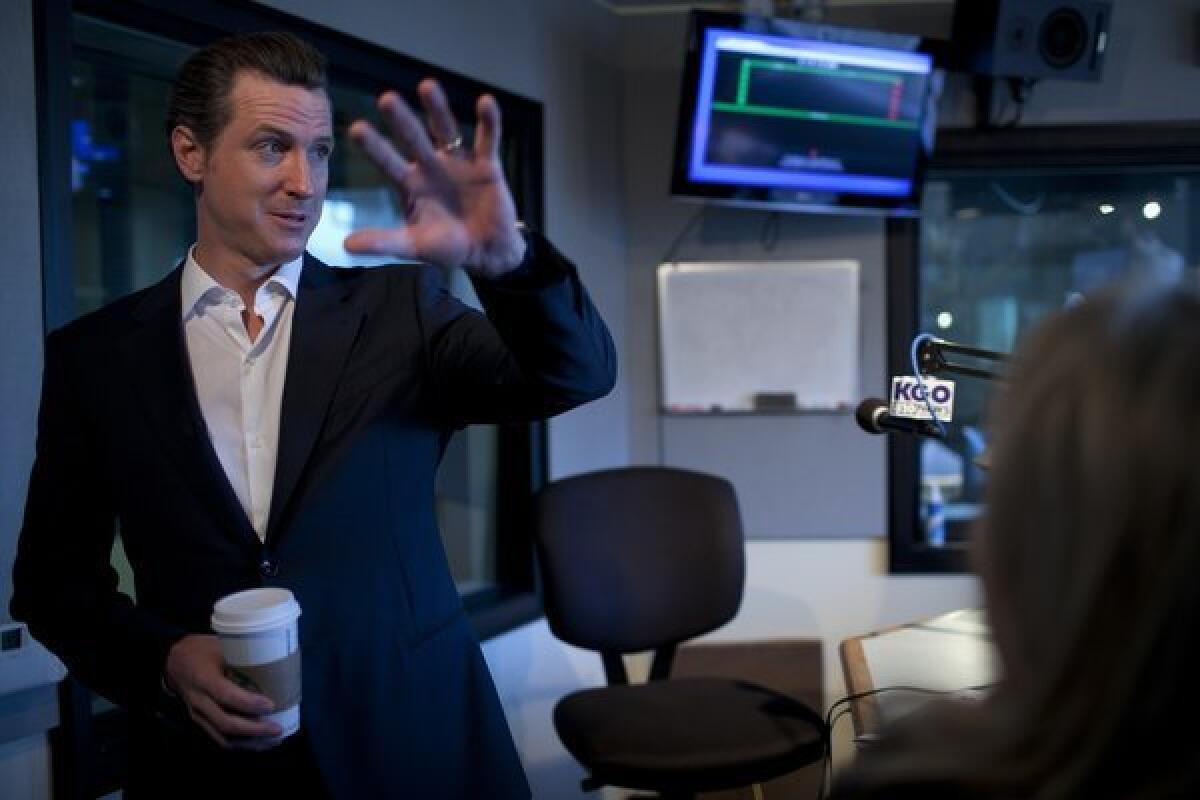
[
  {"left": 314, "top": 144, "right": 332, "bottom": 160},
  {"left": 258, "top": 140, "right": 286, "bottom": 155}
]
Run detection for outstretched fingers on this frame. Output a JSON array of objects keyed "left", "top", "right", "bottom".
[
  {"left": 349, "top": 118, "right": 411, "bottom": 184},
  {"left": 474, "top": 94, "right": 502, "bottom": 160},
  {"left": 343, "top": 226, "right": 418, "bottom": 258},
  {"left": 377, "top": 91, "right": 438, "bottom": 165},
  {"left": 346, "top": 114, "right": 422, "bottom": 256},
  {"left": 418, "top": 79, "right": 462, "bottom": 152}
]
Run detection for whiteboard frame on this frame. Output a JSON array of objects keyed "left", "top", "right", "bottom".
[{"left": 656, "top": 260, "right": 861, "bottom": 414}]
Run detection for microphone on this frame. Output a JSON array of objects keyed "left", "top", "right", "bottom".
[{"left": 855, "top": 398, "right": 945, "bottom": 439}]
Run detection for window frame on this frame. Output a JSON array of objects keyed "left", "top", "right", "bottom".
[{"left": 885, "top": 121, "right": 1200, "bottom": 574}]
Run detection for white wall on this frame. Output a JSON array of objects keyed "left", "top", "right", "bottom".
[
  {"left": 0, "top": 0, "right": 53, "bottom": 793},
  {"left": 1, "top": 0, "right": 43, "bottom": 643}
]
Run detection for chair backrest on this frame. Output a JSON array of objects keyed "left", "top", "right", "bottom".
[{"left": 534, "top": 466, "right": 745, "bottom": 655}]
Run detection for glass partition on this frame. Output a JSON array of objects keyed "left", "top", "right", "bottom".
[{"left": 887, "top": 125, "right": 1200, "bottom": 571}]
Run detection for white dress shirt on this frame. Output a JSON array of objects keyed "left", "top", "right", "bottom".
[{"left": 181, "top": 247, "right": 303, "bottom": 541}]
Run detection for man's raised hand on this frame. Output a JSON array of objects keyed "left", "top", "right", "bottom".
[{"left": 345, "top": 78, "right": 526, "bottom": 278}]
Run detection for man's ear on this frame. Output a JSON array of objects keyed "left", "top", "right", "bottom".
[{"left": 170, "top": 126, "right": 206, "bottom": 184}]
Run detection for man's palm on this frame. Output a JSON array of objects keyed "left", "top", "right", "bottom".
[{"left": 344, "top": 80, "right": 525, "bottom": 277}]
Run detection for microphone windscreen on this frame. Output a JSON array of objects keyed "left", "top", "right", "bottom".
[{"left": 854, "top": 398, "right": 888, "bottom": 434}]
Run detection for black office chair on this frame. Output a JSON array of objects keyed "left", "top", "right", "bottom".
[{"left": 534, "top": 466, "right": 827, "bottom": 798}]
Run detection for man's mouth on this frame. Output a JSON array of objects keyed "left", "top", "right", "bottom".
[{"left": 270, "top": 211, "right": 310, "bottom": 228}]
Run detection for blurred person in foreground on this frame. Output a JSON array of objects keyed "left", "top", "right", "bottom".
[{"left": 835, "top": 284, "right": 1200, "bottom": 799}]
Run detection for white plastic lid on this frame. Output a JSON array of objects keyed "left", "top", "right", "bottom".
[{"left": 211, "top": 588, "right": 301, "bottom": 635}]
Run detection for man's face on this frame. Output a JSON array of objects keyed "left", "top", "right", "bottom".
[{"left": 186, "top": 70, "right": 333, "bottom": 270}]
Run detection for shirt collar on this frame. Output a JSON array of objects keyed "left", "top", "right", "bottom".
[{"left": 181, "top": 245, "right": 304, "bottom": 319}]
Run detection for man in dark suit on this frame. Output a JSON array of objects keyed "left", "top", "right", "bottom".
[{"left": 11, "top": 31, "right": 615, "bottom": 799}]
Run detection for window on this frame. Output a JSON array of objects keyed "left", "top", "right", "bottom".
[{"left": 887, "top": 124, "right": 1200, "bottom": 572}]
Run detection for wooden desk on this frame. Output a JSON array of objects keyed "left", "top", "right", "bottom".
[{"left": 839, "top": 609, "right": 999, "bottom": 738}]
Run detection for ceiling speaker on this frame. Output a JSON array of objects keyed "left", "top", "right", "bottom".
[{"left": 952, "top": 0, "right": 1111, "bottom": 81}]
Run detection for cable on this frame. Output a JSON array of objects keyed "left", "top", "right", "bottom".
[
  {"left": 1001, "top": 77, "right": 1038, "bottom": 128},
  {"left": 816, "top": 683, "right": 999, "bottom": 799},
  {"left": 989, "top": 181, "right": 1044, "bottom": 215},
  {"left": 819, "top": 686, "right": 946, "bottom": 800},
  {"left": 977, "top": 75, "right": 1037, "bottom": 128},
  {"left": 818, "top": 705, "right": 859, "bottom": 798},
  {"left": 971, "top": 75, "right": 994, "bottom": 131},
  {"left": 761, "top": 210, "right": 781, "bottom": 251},
  {"left": 910, "top": 333, "right": 947, "bottom": 438},
  {"left": 659, "top": 206, "right": 707, "bottom": 265}
]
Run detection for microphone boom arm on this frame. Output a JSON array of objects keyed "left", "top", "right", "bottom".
[{"left": 917, "top": 337, "right": 1008, "bottom": 382}]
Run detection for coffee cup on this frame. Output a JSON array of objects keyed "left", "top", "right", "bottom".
[{"left": 211, "top": 587, "right": 303, "bottom": 739}]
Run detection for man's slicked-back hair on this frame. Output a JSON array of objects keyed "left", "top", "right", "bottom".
[{"left": 166, "top": 30, "right": 327, "bottom": 151}]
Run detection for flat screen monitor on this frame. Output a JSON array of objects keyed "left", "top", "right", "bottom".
[{"left": 671, "top": 12, "right": 939, "bottom": 217}]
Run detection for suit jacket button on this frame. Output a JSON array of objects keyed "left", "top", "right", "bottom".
[{"left": 259, "top": 558, "right": 279, "bottom": 577}]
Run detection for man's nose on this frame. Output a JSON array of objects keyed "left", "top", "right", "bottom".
[{"left": 284, "top": 152, "right": 315, "bottom": 198}]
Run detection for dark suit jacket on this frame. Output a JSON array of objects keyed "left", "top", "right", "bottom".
[{"left": 11, "top": 232, "right": 616, "bottom": 798}]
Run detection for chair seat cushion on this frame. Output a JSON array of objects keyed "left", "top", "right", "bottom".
[{"left": 553, "top": 677, "right": 826, "bottom": 792}]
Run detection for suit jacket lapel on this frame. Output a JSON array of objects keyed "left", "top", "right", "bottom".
[
  {"left": 266, "top": 255, "right": 364, "bottom": 544},
  {"left": 126, "top": 267, "right": 261, "bottom": 555}
]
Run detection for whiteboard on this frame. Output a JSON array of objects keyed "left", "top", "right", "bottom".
[{"left": 658, "top": 260, "right": 860, "bottom": 412}]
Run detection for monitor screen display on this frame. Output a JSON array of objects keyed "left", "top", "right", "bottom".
[{"left": 671, "top": 12, "right": 938, "bottom": 217}]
